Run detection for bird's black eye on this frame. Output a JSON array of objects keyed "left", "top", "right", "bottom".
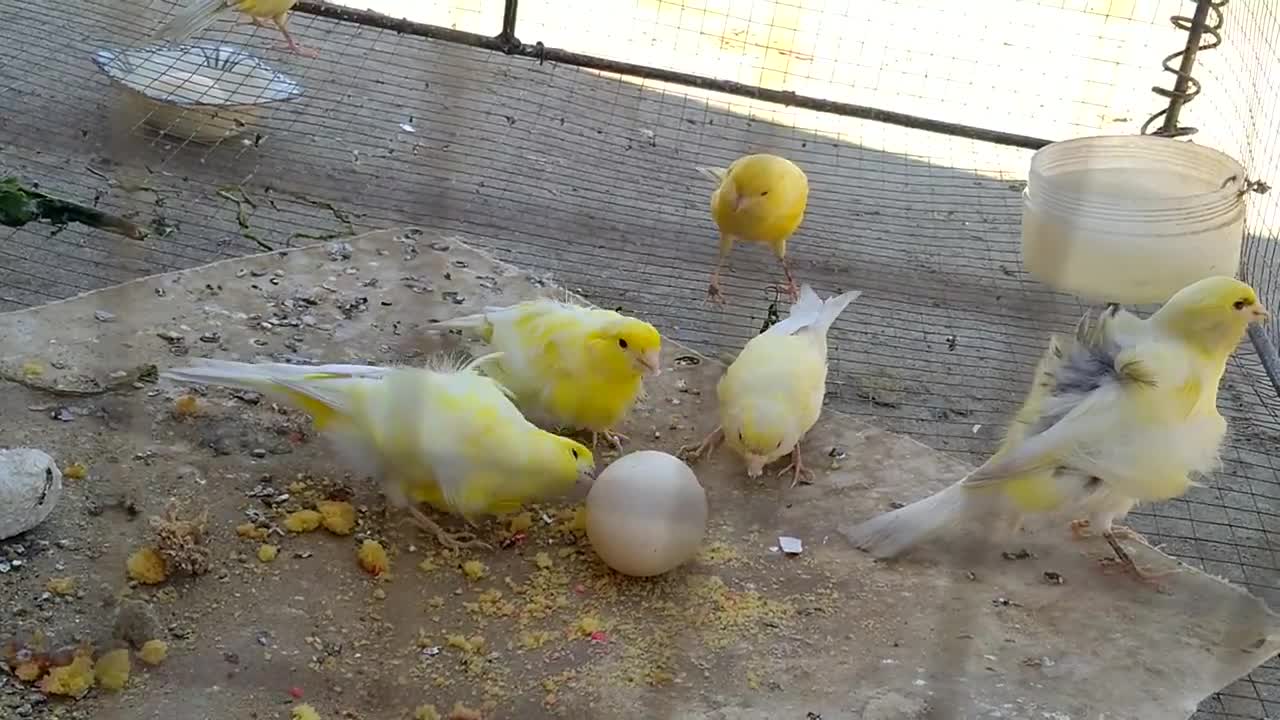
[
  {"left": 618, "top": 338, "right": 628, "bottom": 349},
  {"left": 738, "top": 430, "right": 744, "bottom": 441},
  {"left": 759, "top": 190, "right": 769, "bottom": 196},
  {"left": 775, "top": 441, "right": 783, "bottom": 449},
  {"left": 572, "top": 448, "right": 579, "bottom": 459},
  {"left": 1234, "top": 299, "right": 1247, "bottom": 310}
]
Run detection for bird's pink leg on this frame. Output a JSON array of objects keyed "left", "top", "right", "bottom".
[
  {"left": 679, "top": 426, "right": 724, "bottom": 464},
  {"left": 775, "top": 443, "right": 814, "bottom": 488},
  {"left": 272, "top": 14, "right": 319, "bottom": 57},
  {"left": 777, "top": 252, "right": 800, "bottom": 302},
  {"left": 707, "top": 234, "right": 733, "bottom": 304}
]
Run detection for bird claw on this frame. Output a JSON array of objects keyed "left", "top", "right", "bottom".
[
  {"left": 706, "top": 282, "right": 726, "bottom": 305},
  {"left": 591, "top": 430, "right": 627, "bottom": 454},
  {"left": 776, "top": 454, "right": 813, "bottom": 488},
  {"left": 1070, "top": 519, "right": 1151, "bottom": 545},
  {"left": 407, "top": 507, "right": 491, "bottom": 551},
  {"left": 1096, "top": 530, "right": 1177, "bottom": 593},
  {"left": 679, "top": 428, "right": 724, "bottom": 465},
  {"left": 284, "top": 43, "right": 319, "bottom": 58}
]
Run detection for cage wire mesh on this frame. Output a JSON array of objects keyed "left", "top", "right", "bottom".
[{"left": 1, "top": 0, "right": 1279, "bottom": 716}]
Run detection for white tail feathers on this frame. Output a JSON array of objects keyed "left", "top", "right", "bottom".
[
  {"left": 841, "top": 482, "right": 970, "bottom": 559},
  {"left": 696, "top": 166, "right": 729, "bottom": 184},
  {"left": 153, "top": 0, "right": 230, "bottom": 42},
  {"left": 160, "top": 359, "right": 384, "bottom": 392},
  {"left": 764, "top": 284, "right": 862, "bottom": 338},
  {"left": 429, "top": 310, "right": 495, "bottom": 336}
]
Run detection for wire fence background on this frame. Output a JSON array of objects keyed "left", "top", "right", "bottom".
[{"left": 1, "top": 0, "right": 1278, "bottom": 717}]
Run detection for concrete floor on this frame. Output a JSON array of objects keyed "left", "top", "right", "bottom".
[{"left": 2, "top": 0, "right": 1280, "bottom": 717}]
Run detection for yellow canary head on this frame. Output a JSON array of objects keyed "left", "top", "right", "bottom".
[
  {"left": 543, "top": 434, "right": 597, "bottom": 488},
  {"left": 719, "top": 154, "right": 808, "bottom": 216},
  {"left": 1152, "top": 276, "right": 1268, "bottom": 353},
  {"left": 722, "top": 401, "right": 799, "bottom": 478},
  {"left": 590, "top": 316, "right": 663, "bottom": 378}
]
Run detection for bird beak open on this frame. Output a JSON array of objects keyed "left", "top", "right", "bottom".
[
  {"left": 637, "top": 349, "right": 662, "bottom": 377},
  {"left": 1252, "top": 306, "right": 1271, "bottom": 323}
]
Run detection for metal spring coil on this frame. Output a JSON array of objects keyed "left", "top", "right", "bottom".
[{"left": 1141, "top": 0, "right": 1229, "bottom": 138}]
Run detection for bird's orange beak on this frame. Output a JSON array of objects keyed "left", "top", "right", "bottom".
[
  {"left": 1252, "top": 305, "right": 1271, "bottom": 323},
  {"left": 638, "top": 349, "right": 661, "bottom": 377}
]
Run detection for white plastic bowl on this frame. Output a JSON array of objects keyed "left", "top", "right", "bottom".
[
  {"left": 1021, "top": 135, "right": 1247, "bottom": 305},
  {"left": 93, "top": 44, "right": 303, "bottom": 144}
]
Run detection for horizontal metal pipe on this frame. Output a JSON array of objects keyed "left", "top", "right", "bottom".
[{"left": 294, "top": 1, "right": 1054, "bottom": 150}]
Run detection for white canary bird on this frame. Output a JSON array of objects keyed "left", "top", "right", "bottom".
[
  {"left": 682, "top": 284, "right": 861, "bottom": 485},
  {"left": 842, "top": 276, "right": 1269, "bottom": 584},
  {"left": 161, "top": 354, "right": 595, "bottom": 550},
  {"left": 432, "top": 297, "right": 662, "bottom": 452}
]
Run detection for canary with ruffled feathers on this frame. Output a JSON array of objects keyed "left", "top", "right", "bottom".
[
  {"left": 161, "top": 353, "right": 595, "bottom": 551},
  {"left": 842, "top": 276, "right": 1269, "bottom": 586},
  {"left": 433, "top": 297, "right": 662, "bottom": 452}
]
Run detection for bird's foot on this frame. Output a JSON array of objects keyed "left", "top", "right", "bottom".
[
  {"left": 1071, "top": 519, "right": 1153, "bottom": 545},
  {"left": 776, "top": 449, "right": 813, "bottom": 488},
  {"left": 706, "top": 281, "right": 726, "bottom": 305},
  {"left": 679, "top": 427, "right": 724, "bottom": 465},
  {"left": 1069, "top": 518, "right": 1094, "bottom": 539},
  {"left": 592, "top": 430, "right": 628, "bottom": 453},
  {"left": 783, "top": 280, "right": 800, "bottom": 303},
  {"left": 407, "top": 506, "right": 491, "bottom": 551},
  {"left": 1097, "top": 530, "right": 1178, "bottom": 592},
  {"left": 291, "top": 44, "right": 320, "bottom": 58}
]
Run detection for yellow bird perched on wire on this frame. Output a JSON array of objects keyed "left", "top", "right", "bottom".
[
  {"left": 698, "top": 153, "right": 810, "bottom": 303},
  {"left": 842, "top": 276, "right": 1269, "bottom": 585},
  {"left": 160, "top": 353, "right": 595, "bottom": 550},
  {"left": 431, "top": 297, "right": 662, "bottom": 453},
  {"left": 153, "top": 0, "right": 318, "bottom": 57},
  {"left": 682, "top": 284, "right": 861, "bottom": 486}
]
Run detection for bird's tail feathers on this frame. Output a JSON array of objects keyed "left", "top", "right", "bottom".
[
  {"left": 429, "top": 311, "right": 492, "bottom": 336},
  {"left": 841, "top": 482, "right": 971, "bottom": 559},
  {"left": 765, "top": 285, "right": 862, "bottom": 338},
  {"left": 161, "top": 359, "right": 383, "bottom": 389},
  {"left": 696, "top": 166, "right": 729, "bottom": 184},
  {"left": 154, "top": 0, "right": 229, "bottom": 42},
  {"left": 461, "top": 351, "right": 505, "bottom": 374}
]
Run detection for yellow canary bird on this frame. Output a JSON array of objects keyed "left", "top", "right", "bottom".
[
  {"left": 432, "top": 297, "right": 662, "bottom": 453},
  {"left": 682, "top": 284, "right": 861, "bottom": 486},
  {"left": 842, "top": 276, "right": 1269, "bottom": 585},
  {"left": 153, "top": 0, "right": 317, "bottom": 57},
  {"left": 160, "top": 353, "right": 595, "bottom": 550},
  {"left": 698, "top": 153, "right": 810, "bottom": 303}
]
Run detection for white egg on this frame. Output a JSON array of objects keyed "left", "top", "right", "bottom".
[
  {"left": 0, "top": 448, "right": 62, "bottom": 540},
  {"left": 586, "top": 450, "right": 708, "bottom": 577}
]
